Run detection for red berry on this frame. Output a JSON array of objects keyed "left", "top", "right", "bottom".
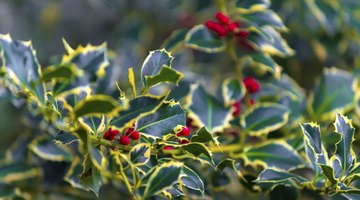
[
  {"left": 119, "top": 135, "right": 131, "bottom": 145},
  {"left": 227, "top": 22, "right": 239, "bottom": 32},
  {"left": 237, "top": 30, "right": 249, "bottom": 38},
  {"left": 125, "top": 127, "right": 134, "bottom": 135},
  {"left": 180, "top": 139, "right": 190, "bottom": 144},
  {"left": 103, "top": 128, "right": 119, "bottom": 141},
  {"left": 130, "top": 131, "right": 140, "bottom": 140},
  {"left": 243, "top": 77, "right": 261, "bottom": 94},
  {"left": 249, "top": 98, "right": 255, "bottom": 105},
  {"left": 163, "top": 146, "right": 174, "bottom": 150},
  {"left": 213, "top": 23, "right": 228, "bottom": 37},
  {"left": 181, "top": 126, "right": 191, "bottom": 136},
  {"left": 215, "top": 12, "right": 230, "bottom": 24},
  {"left": 232, "top": 101, "right": 241, "bottom": 117},
  {"left": 205, "top": 20, "right": 216, "bottom": 29}
]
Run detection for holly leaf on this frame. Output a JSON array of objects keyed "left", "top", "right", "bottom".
[
  {"left": 143, "top": 162, "right": 183, "bottom": 199},
  {"left": 243, "top": 142, "right": 304, "bottom": 170},
  {"left": 130, "top": 143, "right": 151, "bottom": 166},
  {"left": 29, "top": 136, "right": 72, "bottom": 162},
  {"left": 187, "top": 84, "right": 232, "bottom": 132},
  {"left": 222, "top": 78, "right": 246, "bottom": 105},
  {"left": 184, "top": 25, "right": 226, "bottom": 53},
  {"left": 137, "top": 101, "right": 186, "bottom": 138},
  {"left": 241, "top": 103, "right": 289, "bottom": 136}
]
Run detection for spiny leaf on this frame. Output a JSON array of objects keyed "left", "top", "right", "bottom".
[
  {"left": 333, "top": 113, "right": 356, "bottom": 176},
  {"left": 222, "top": 78, "right": 246, "bottom": 105},
  {"left": 243, "top": 142, "right": 304, "bottom": 170},
  {"left": 141, "top": 49, "right": 174, "bottom": 86},
  {"left": 110, "top": 95, "right": 167, "bottom": 129},
  {"left": 241, "top": 103, "right": 289, "bottom": 136},
  {"left": 187, "top": 84, "right": 232, "bottom": 132},
  {"left": 143, "top": 162, "right": 183, "bottom": 199},
  {"left": 144, "top": 65, "right": 183, "bottom": 91},
  {"left": 73, "top": 94, "right": 124, "bottom": 118},
  {"left": 184, "top": 25, "right": 226, "bottom": 53},
  {"left": 0, "top": 162, "right": 41, "bottom": 183},
  {"left": 29, "top": 136, "right": 72, "bottom": 162},
  {"left": 137, "top": 101, "right": 186, "bottom": 138},
  {"left": 181, "top": 166, "right": 204, "bottom": 194},
  {"left": 190, "top": 126, "right": 219, "bottom": 145},
  {"left": 129, "top": 143, "right": 151, "bottom": 166},
  {"left": 41, "top": 63, "right": 79, "bottom": 82}
]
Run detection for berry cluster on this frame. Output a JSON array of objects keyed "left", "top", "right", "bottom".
[
  {"left": 103, "top": 124, "right": 141, "bottom": 145},
  {"left": 232, "top": 76, "right": 261, "bottom": 117},
  {"left": 163, "top": 126, "right": 191, "bottom": 151},
  {"left": 205, "top": 12, "right": 249, "bottom": 38}
]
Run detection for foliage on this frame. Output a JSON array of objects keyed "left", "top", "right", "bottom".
[{"left": 1, "top": 0, "right": 360, "bottom": 199}]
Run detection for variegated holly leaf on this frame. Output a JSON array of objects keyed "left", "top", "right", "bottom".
[
  {"left": 162, "top": 29, "right": 187, "bottom": 51},
  {"left": 241, "top": 10, "right": 287, "bottom": 31},
  {"left": 110, "top": 95, "right": 166, "bottom": 129},
  {"left": 250, "top": 53, "right": 282, "bottom": 78},
  {"left": 235, "top": 0, "right": 270, "bottom": 11},
  {"left": 73, "top": 94, "right": 125, "bottom": 118},
  {"left": 29, "top": 136, "right": 72, "bottom": 162},
  {"left": 247, "top": 26, "right": 294, "bottom": 57},
  {"left": 181, "top": 165, "right": 204, "bottom": 194},
  {"left": 137, "top": 101, "right": 186, "bottom": 138},
  {"left": 181, "top": 142, "right": 214, "bottom": 165},
  {"left": 309, "top": 68, "right": 354, "bottom": 121},
  {"left": 143, "top": 65, "right": 183, "bottom": 92},
  {"left": 0, "top": 34, "right": 46, "bottom": 104},
  {"left": 141, "top": 49, "right": 174, "bottom": 86},
  {"left": 187, "top": 84, "right": 232, "bottom": 132},
  {"left": 88, "top": 147, "right": 108, "bottom": 171},
  {"left": 62, "top": 40, "right": 109, "bottom": 79},
  {"left": 184, "top": 25, "right": 226, "bottom": 53},
  {"left": 217, "top": 158, "right": 243, "bottom": 179},
  {"left": 255, "top": 168, "right": 308, "bottom": 191},
  {"left": 41, "top": 63, "right": 79, "bottom": 82},
  {"left": 0, "top": 162, "right": 41, "bottom": 184},
  {"left": 333, "top": 113, "right": 356, "bottom": 176},
  {"left": 130, "top": 143, "right": 151, "bottom": 166},
  {"left": 54, "top": 131, "right": 80, "bottom": 146},
  {"left": 190, "top": 126, "right": 219, "bottom": 145},
  {"left": 222, "top": 78, "right": 246, "bottom": 105},
  {"left": 243, "top": 142, "right": 304, "bottom": 170},
  {"left": 142, "top": 161, "right": 183, "bottom": 199},
  {"left": 241, "top": 103, "right": 289, "bottom": 136}
]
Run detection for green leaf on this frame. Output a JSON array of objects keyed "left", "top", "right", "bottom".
[
  {"left": 29, "top": 136, "right": 72, "bottom": 162},
  {"left": 319, "top": 164, "right": 338, "bottom": 185},
  {"left": 333, "top": 113, "right": 356, "bottom": 176},
  {"left": 241, "top": 103, "right": 289, "bottom": 136},
  {"left": 144, "top": 65, "right": 183, "bottom": 91},
  {"left": 129, "top": 143, "right": 151, "bottom": 166},
  {"left": 41, "top": 63, "right": 79, "bottom": 82},
  {"left": 73, "top": 94, "right": 124, "bottom": 118},
  {"left": 243, "top": 142, "right": 304, "bottom": 170},
  {"left": 54, "top": 132, "right": 80, "bottom": 146},
  {"left": 222, "top": 78, "right": 246, "bottom": 105},
  {"left": 187, "top": 84, "right": 232, "bottom": 132},
  {"left": 162, "top": 29, "right": 187, "bottom": 51},
  {"left": 241, "top": 10, "right": 287, "bottom": 31},
  {"left": 110, "top": 95, "right": 166, "bottom": 129},
  {"left": 62, "top": 41, "right": 109, "bottom": 79},
  {"left": 141, "top": 49, "right": 174, "bottom": 86},
  {"left": 247, "top": 27, "right": 294, "bottom": 57},
  {"left": 255, "top": 168, "right": 308, "bottom": 190},
  {"left": 137, "top": 101, "right": 186, "bottom": 138},
  {"left": 235, "top": 0, "right": 270, "bottom": 10},
  {"left": 250, "top": 53, "right": 281, "bottom": 78},
  {"left": 0, "top": 162, "right": 41, "bottom": 183},
  {"left": 184, "top": 25, "right": 226, "bottom": 53},
  {"left": 309, "top": 68, "right": 354, "bottom": 121},
  {"left": 143, "top": 161, "right": 183, "bottom": 199},
  {"left": 217, "top": 158, "right": 243, "bottom": 178},
  {"left": 181, "top": 142, "right": 214, "bottom": 165},
  {"left": 0, "top": 34, "right": 46, "bottom": 104},
  {"left": 88, "top": 147, "right": 107, "bottom": 171},
  {"left": 181, "top": 166, "right": 204, "bottom": 194},
  {"left": 190, "top": 126, "right": 219, "bottom": 145}
]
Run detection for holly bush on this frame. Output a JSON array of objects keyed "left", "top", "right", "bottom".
[{"left": 1, "top": 0, "right": 360, "bottom": 199}]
